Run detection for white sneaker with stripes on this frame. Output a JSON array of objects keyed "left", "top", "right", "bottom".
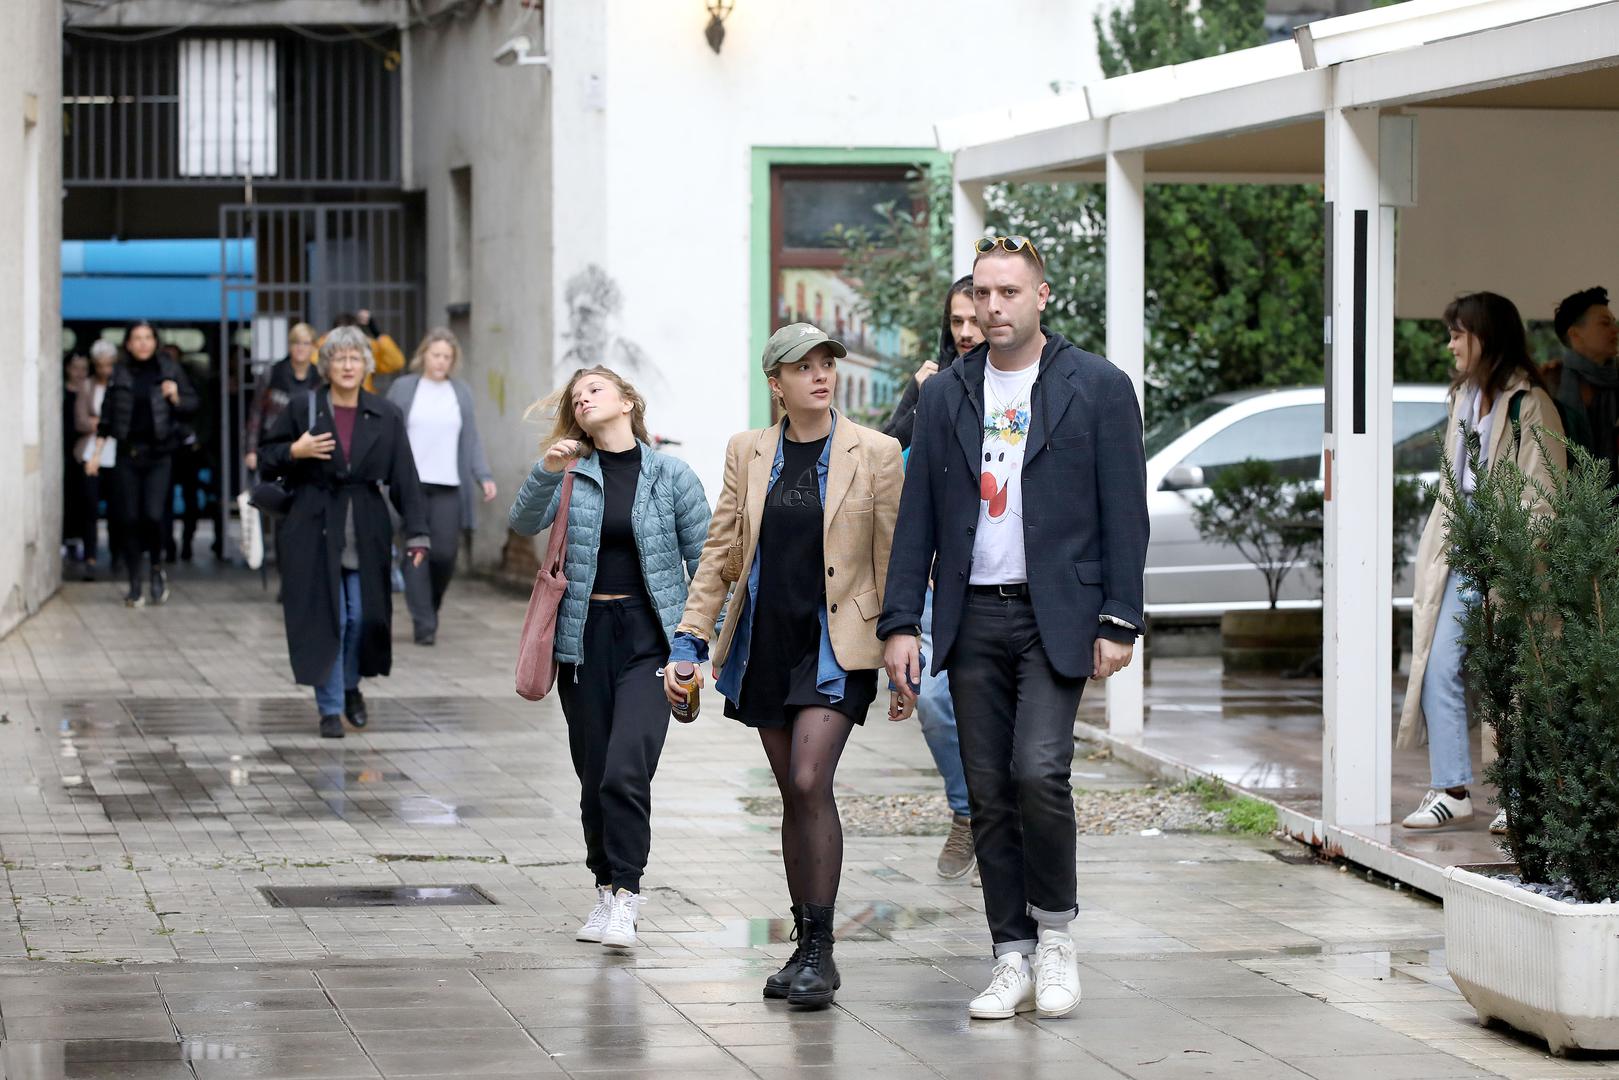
[
  {"left": 1490, "top": 809, "right": 1509, "bottom": 835},
  {"left": 1401, "top": 789, "right": 1473, "bottom": 829}
]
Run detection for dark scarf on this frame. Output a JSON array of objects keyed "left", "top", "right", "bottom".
[{"left": 1557, "top": 348, "right": 1619, "bottom": 476}]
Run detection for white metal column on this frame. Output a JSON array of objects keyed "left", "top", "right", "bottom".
[
  {"left": 1322, "top": 106, "right": 1404, "bottom": 828},
  {"left": 952, "top": 179, "right": 986, "bottom": 278},
  {"left": 1105, "top": 150, "right": 1147, "bottom": 737}
]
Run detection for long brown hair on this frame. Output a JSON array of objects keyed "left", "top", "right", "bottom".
[
  {"left": 525, "top": 365, "right": 651, "bottom": 454},
  {"left": 1443, "top": 292, "right": 1545, "bottom": 398}
]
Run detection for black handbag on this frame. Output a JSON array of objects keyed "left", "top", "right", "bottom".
[{"left": 249, "top": 393, "right": 317, "bottom": 517}]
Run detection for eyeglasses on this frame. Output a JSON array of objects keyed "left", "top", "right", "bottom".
[
  {"left": 973, "top": 235, "right": 1044, "bottom": 267},
  {"left": 327, "top": 351, "right": 368, "bottom": 368}
]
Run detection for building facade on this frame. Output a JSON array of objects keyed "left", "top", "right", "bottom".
[{"left": 1, "top": 0, "right": 64, "bottom": 639}]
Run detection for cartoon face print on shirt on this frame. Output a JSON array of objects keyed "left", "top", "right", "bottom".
[{"left": 980, "top": 401, "right": 1030, "bottom": 524}]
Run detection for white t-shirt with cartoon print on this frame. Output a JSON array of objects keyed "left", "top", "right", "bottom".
[{"left": 970, "top": 360, "right": 1039, "bottom": 585}]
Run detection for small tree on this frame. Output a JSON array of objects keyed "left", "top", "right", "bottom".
[
  {"left": 1436, "top": 430, "right": 1619, "bottom": 901},
  {"left": 1291, "top": 474, "right": 1431, "bottom": 595},
  {"left": 1190, "top": 459, "right": 1316, "bottom": 608}
]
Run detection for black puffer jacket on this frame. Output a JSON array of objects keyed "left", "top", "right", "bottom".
[{"left": 97, "top": 354, "right": 198, "bottom": 452}]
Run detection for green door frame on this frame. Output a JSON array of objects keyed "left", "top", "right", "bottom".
[{"left": 748, "top": 146, "right": 949, "bottom": 427}]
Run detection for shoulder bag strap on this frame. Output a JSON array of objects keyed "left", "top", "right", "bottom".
[{"left": 543, "top": 470, "right": 576, "bottom": 575}]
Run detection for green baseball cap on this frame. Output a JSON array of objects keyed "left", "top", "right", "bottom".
[{"left": 762, "top": 322, "right": 847, "bottom": 374}]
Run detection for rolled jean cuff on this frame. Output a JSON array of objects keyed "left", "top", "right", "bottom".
[
  {"left": 993, "top": 938, "right": 1037, "bottom": 959},
  {"left": 1029, "top": 904, "right": 1078, "bottom": 929}
]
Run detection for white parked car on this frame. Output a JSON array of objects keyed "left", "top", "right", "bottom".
[{"left": 1144, "top": 384, "right": 1450, "bottom": 618}]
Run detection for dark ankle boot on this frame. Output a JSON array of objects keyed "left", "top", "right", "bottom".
[
  {"left": 762, "top": 904, "right": 804, "bottom": 999},
  {"left": 787, "top": 903, "right": 839, "bottom": 1009}
]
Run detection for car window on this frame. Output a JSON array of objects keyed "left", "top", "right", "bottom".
[
  {"left": 1393, "top": 400, "right": 1448, "bottom": 474},
  {"left": 1179, "top": 403, "right": 1322, "bottom": 484},
  {"left": 1144, "top": 398, "right": 1230, "bottom": 460}
]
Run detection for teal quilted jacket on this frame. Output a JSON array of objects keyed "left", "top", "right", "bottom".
[{"left": 508, "top": 442, "right": 710, "bottom": 664}]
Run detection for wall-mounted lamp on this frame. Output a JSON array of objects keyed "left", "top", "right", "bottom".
[{"left": 705, "top": 1, "right": 735, "bottom": 54}]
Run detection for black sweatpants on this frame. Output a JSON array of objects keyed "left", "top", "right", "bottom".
[
  {"left": 403, "top": 483, "right": 461, "bottom": 640},
  {"left": 115, "top": 450, "right": 172, "bottom": 586},
  {"left": 557, "top": 596, "right": 671, "bottom": 894},
  {"left": 949, "top": 590, "right": 1087, "bottom": 956}
]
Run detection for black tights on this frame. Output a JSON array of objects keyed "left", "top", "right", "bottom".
[{"left": 758, "top": 708, "right": 855, "bottom": 908}]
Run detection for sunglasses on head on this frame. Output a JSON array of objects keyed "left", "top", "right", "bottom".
[{"left": 973, "top": 235, "right": 1044, "bottom": 266}]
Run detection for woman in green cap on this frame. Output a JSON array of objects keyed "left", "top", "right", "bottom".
[{"left": 667, "top": 322, "right": 905, "bottom": 1010}]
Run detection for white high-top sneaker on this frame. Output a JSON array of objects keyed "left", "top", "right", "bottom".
[
  {"left": 968, "top": 952, "right": 1035, "bottom": 1019},
  {"left": 1401, "top": 789, "right": 1473, "bottom": 829},
  {"left": 1033, "top": 928, "right": 1082, "bottom": 1018},
  {"left": 600, "top": 888, "right": 643, "bottom": 949},
  {"left": 575, "top": 885, "right": 612, "bottom": 943}
]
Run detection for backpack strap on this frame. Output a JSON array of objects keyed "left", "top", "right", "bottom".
[{"left": 1508, "top": 389, "right": 1526, "bottom": 453}]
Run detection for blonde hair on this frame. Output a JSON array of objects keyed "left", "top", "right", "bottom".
[
  {"left": 525, "top": 366, "right": 651, "bottom": 454},
  {"left": 288, "top": 322, "right": 317, "bottom": 346},
  {"left": 409, "top": 327, "right": 461, "bottom": 375}
]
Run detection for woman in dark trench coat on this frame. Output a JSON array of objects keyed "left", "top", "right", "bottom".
[{"left": 259, "top": 325, "right": 431, "bottom": 738}]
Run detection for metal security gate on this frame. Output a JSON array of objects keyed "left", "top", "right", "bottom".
[{"left": 218, "top": 202, "right": 423, "bottom": 548}]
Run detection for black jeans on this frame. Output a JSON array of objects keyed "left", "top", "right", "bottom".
[
  {"left": 115, "top": 449, "right": 172, "bottom": 586},
  {"left": 557, "top": 597, "right": 671, "bottom": 894},
  {"left": 948, "top": 590, "right": 1085, "bottom": 955},
  {"left": 403, "top": 484, "right": 461, "bottom": 640}
]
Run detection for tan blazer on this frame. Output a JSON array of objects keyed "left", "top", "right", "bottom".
[
  {"left": 679, "top": 415, "right": 904, "bottom": 678},
  {"left": 1397, "top": 372, "right": 1565, "bottom": 753}
]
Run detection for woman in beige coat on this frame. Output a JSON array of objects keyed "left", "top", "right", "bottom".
[
  {"left": 1397, "top": 292, "right": 1565, "bottom": 833},
  {"left": 666, "top": 322, "right": 903, "bottom": 1010}
]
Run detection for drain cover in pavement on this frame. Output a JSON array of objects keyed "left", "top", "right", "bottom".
[{"left": 260, "top": 884, "right": 496, "bottom": 908}]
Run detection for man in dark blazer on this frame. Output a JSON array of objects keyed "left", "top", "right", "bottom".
[{"left": 879, "top": 236, "right": 1148, "bottom": 1021}]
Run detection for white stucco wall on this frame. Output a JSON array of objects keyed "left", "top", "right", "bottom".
[
  {"left": 408, "top": 9, "right": 554, "bottom": 566},
  {"left": 0, "top": 0, "right": 64, "bottom": 639},
  {"left": 563, "top": 0, "right": 1101, "bottom": 501},
  {"left": 1397, "top": 108, "right": 1619, "bottom": 323}
]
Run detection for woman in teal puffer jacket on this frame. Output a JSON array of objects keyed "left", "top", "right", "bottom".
[{"left": 509, "top": 365, "right": 710, "bottom": 951}]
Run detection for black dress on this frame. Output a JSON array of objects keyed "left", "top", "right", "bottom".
[{"left": 726, "top": 434, "right": 878, "bottom": 728}]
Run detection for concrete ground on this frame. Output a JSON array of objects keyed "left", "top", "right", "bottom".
[{"left": 0, "top": 568, "right": 1610, "bottom": 1079}]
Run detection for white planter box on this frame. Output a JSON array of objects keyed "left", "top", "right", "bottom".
[{"left": 1444, "top": 865, "right": 1619, "bottom": 1055}]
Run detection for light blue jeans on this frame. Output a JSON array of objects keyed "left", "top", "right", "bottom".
[
  {"left": 1420, "top": 570, "right": 1474, "bottom": 789},
  {"left": 917, "top": 588, "right": 970, "bottom": 818},
  {"left": 315, "top": 569, "right": 362, "bottom": 717}
]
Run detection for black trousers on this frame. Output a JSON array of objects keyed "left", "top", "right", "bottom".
[
  {"left": 403, "top": 484, "right": 461, "bottom": 640},
  {"left": 85, "top": 468, "right": 124, "bottom": 564},
  {"left": 115, "top": 450, "right": 172, "bottom": 585},
  {"left": 557, "top": 597, "right": 671, "bottom": 894},
  {"left": 949, "top": 590, "right": 1086, "bottom": 955}
]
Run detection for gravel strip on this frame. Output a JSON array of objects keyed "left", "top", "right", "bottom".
[{"left": 740, "top": 788, "right": 1229, "bottom": 837}]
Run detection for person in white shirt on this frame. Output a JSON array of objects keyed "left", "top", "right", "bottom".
[
  {"left": 387, "top": 329, "right": 497, "bottom": 645},
  {"left": 881, "top": 236, "right": 1149, "bottom": 1022}
]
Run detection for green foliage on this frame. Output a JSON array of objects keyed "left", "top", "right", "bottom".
[
  {"left": 1189, "top": 458, "right": 1317, "bottom": 608},
  {"left": 1435, "top": 428, "right": 1619, "bottom": 901},
  {"left": 1290, "top": 474, "right": 1431, "bottom": 597},
  {"left": 1182, "top": 777, "right": 1280, "bottom": 834}
]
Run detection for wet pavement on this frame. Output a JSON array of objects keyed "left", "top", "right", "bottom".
[{"left": 0, "top": 571, "right": 1610, "bottom": 1078}]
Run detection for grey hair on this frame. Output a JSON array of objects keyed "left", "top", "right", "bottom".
[
  {"left": 89, "top": 339, "right": 119, "bottom": 363},
  {"left": 318, "top": 325, "right": 375, "bottom": 378}
]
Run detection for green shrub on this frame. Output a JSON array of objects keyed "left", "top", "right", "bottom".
[
  {"left": 1190, "top": 458, "right": 1317, "bottom": 609},
  {"left": 1435, "top": 429, "right": 1619, "bottom": 901}
]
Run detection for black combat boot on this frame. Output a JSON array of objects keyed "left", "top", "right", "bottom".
[
  {"left": 762, "top": 904, "right": 804, "bottom": 999},
  {"left": 787, "top": 903, "right": 839, "bottom": 1009}
]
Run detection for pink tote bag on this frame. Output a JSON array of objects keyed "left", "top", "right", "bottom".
[{"left": 515, "top": 470, "right": 576, "bottom": 701}]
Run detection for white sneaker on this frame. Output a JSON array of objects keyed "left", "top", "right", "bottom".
[
  {"left": 575, "top": 885, "right": 612, "bottom": 943},
  {"left": 1401, "top": 789, "right": 1472, "bottom": 829},
  {"left": 600, "top": 888, "right": 642, "bottom": 949},
  {"left": 1033, "top": 928, "right": 1082, "bottom": 1018},
  {"left": 968, "top": 952, "right": 1035, "bottom": 1019},
  {"left": 1490, "top": 809, "right": 1509, "bottom": 835}
]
